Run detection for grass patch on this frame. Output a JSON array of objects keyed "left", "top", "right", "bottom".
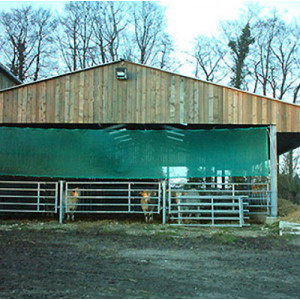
[
  {"left": 263, "top": 221, "right": 280, "bottom": 236},
  {"left": 212, "top": 232, "right": 238, "bottom": 243},
  {"left": 155, "top": 229, "right": 178, "bottom": 238}
]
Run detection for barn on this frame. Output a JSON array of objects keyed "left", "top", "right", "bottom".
[
  {"left": 0, "top": 62, "right": 22, "bottom": 90},
  {"left": 0, "top": 60, "right": 299, "bottom": 226}
]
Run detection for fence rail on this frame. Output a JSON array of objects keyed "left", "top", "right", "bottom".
[
  {"left": 167, "top": 185, "right": 249, "bottom": 227},
  {"left": 171, "top": 182, "right": 270, "bottom": 214},
  {"left": 0, "top": 179, "right": 270, "bottom": 225},
  {"left": 0, "top": 181, "right": 58, "bottom": 213},
  {"left": 64, "top": 181, "right": 162, "bottom": 214}
]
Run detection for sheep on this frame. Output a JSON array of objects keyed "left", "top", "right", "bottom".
[
  {"left": 182, "top": 190, "right": 201, "bottom": 218},
  {"left": 172, "top": 189, "right": 201, "bottom": 222},
  {"left": 63, "top": 188, "right": 80, "bottom": 221},
  {"left": 140, "top": 190, "right": 157, "bottom": 223}
]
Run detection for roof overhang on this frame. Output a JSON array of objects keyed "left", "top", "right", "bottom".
[{"left": 277, "top": 132, "right": 300, "bottom": 155}]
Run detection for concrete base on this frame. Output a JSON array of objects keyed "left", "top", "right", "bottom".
[{"left": 265, "top": 217, "right": 278, "bottom": 225}]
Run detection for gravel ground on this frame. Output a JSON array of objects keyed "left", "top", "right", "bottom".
[{"left": 0, "top": 219, "right": 299, "bottom": 299}]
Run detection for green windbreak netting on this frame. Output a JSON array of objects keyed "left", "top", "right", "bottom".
[{"left": 0, "top": 127, "right": 269, "bottom": 179}]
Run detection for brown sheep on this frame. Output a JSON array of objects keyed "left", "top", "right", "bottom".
[
  {"left": 63, "top": 188, "right": 80, "bottom": 221},
  {"left": 140, "top": 191, "right": 157, "bottom": 223}
]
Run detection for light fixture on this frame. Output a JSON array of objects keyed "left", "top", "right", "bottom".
[{"left": 116, "top": 68, "right": 127, "bottom": 80}]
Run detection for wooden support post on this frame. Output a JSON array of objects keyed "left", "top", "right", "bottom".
[{"left": 270, "top": 125, "right": 278, "bottom": 218}]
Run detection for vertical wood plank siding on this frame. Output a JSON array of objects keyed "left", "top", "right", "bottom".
[{"left": 0, "top": 61, "right": 299, "bottom": 133}]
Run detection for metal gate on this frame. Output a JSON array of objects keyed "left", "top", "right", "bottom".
[
  {"left": 167, "top": 182, "right": 249, "bottom": 227},
  {"left": 0, "top": 179, "right": 270, "bottom": 226},
  {"left": 0, "top": 181, "right": 58, "bottom": 213},
  {"left": 63, "top": 181, "right": 163, "bottom": 215}
]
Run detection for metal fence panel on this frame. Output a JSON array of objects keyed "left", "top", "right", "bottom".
[
  {"left": 167, "top": 182, "right": 250, "bottom": 227},
  {"left": 64, "top": 181, "right": 162, "bottom": 214},
  {"left": 0, "top": 181, "right": 58, "bottom": 213},
  {"left": 168, "top": 181, "right": 270, "bottom": 213},
  {"left": 0, "top": 178, "right": 270, "bottom": 225}
]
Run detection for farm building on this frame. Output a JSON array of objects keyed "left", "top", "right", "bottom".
[
  {"left": 0, "top": 62, "right": 22, "bottom": 90},
  {"left": 0, "top": 60, "right": 299, "bottom": 226}
]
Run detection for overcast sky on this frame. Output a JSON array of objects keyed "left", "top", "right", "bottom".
[{"left": 0, "top": 0, "right": 299, "bottom": 76}]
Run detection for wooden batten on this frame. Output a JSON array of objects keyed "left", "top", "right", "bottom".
[{"left": 0, "top": 60, "right": 299, "bottom": 132}]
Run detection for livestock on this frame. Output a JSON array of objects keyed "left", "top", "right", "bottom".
[
  {"left": 63, "top": 188, "right": 80, "bottom": 221},
  {"left": 140, "top": 190, "right": 157, "bottom": 223},
  {"left": 175, "top": 189, "right": 201, "bottom": 219},
  {"left": 170, "top": 191, "right": 183, "bottom": 205}
]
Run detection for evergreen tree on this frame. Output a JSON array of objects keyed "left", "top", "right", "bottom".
[{"left": 228, "top": 22, "right": 255, "bottom": 89}]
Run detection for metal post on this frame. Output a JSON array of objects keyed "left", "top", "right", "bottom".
[
  {"left": 162, "top": 181, "right": 166, "bottom": 224},
  {"left": 54, "top": 182, "right": 58, "bottom": 213},
  {"left": 157, "top": 182, "right": 161, "bottom": 212},
  {"left": 239, "top": 197, "right": 244, "bottom": 227},
  {"left": 37, "top": 182, "right": 40, "bottom": 212},
  {"left": 232, "top": 184, "right": 235, "bottom": 210},
  {"left": 168, "top": 182, "right": 171, "bottom": 215},
  {"left": 211, "top": 198, "right": 214, "bottom": 226},
  {"left": 128, "top": 183, "right": 131, "bottom": 213},
  {"left": 267, "top": 181, "right": 270, "bottom": 215},
  {"left": 59, "top": 180, "right": 64, "bottom": 224},
  {"left": 270, "top": 125, "right": 278, "bottom": 218},
  {"left": 178, "top": 197, "right": 181, "bottom": 225}
]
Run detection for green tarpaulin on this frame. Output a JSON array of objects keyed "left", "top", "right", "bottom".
[{"left": 0, "top": 126, "right": 269, "bottom": 178}]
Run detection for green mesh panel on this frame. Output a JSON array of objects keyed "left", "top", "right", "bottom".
[{"left": 0, "top": 127, "right": 269, "bottom": 178}]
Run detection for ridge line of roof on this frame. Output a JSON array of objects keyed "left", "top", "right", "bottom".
[
  {"left": 124, "top": 60, "right": 300, "bottom": 108},
  {"left": 0, "top": 59, "right": 299, "bottom": 108},
  {"left": 0, "top": 60, "right": 122, "bottom": 93}
]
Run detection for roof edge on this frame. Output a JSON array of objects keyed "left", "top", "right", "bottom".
[
  {"left": 0, "top": 60, "right": 122, "bottom": 93},
  {"left": 124, "top": 60, "right": 300, "bottom": 108},
  {"left": 0, "top": 59, "right": 299, "bottom": 108}
]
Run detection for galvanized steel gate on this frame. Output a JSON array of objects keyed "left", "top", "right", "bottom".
[
  {"left": 166, "top": 181, "right": 269, "bottom": 226},
  {"left": 62, "top": 181, "right": 163, "bottom": 221},
  {"left": 0, "top": 181, "right": 58, "bottom": 214},
  {"left": 0, "top": 179, "right": 270, "bottom": 227}
]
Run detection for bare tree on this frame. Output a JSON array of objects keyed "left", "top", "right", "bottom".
[
  {"left": 231, "top": 6, "right": 300, "bottom": 102},
  {"left": 55, "top": 1, "right": 175, "bottom": 71},
  {"left": 193, "top": 36, "right": 228, "bottom": 82},
  {"left": 151, "top": 33, "right": 180, "bottom": 71},
  {"left": 293, "top": 82, "right": 300, "bottom": 104},
  {"left": 250, "top": 14, "right": 279, "bottom": 95},
  {"left": 132, "top": 2, "right": 165, "bottom": 65},
  {"left": 91, "top": 2, "right": 128, "bottom": 64},
  {"left": 0, "top": 6, "right": 57, "bottom": 81},
  {"left": 58, "top": 2, "right": 94, "bottom": 71},
  {"left": 33, "top": 9, "right": 57, "bottom": 80},
  {"left": 268, "top": 22, "right": 299, "bottom": 100}
]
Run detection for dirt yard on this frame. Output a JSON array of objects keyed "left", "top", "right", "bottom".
[{"left": 0, "top": 219, "right": 299, "bottom": 299}]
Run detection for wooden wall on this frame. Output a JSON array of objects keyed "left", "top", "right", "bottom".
[
  {"left": 0, "top": 72, "right": 17, "bottom": 90},
  {"left": 0, "top": 61, "right": 299, "bottom": 133}
]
